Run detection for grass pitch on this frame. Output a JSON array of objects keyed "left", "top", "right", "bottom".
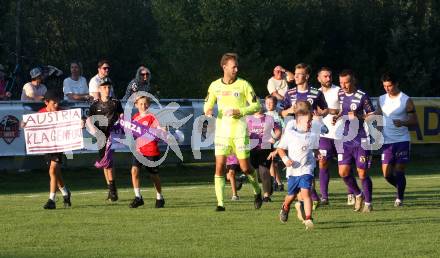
[{"left": 0, "top": 159, "right": 439, "bottom": 258}]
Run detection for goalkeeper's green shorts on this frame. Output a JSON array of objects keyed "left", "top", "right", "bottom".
[{"left": 214, "top": 135, "right": 250, "bottom": 159}]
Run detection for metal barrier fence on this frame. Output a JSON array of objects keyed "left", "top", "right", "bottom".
[{"left": 1, "top": 97, "right": 440, "bottom": 159}]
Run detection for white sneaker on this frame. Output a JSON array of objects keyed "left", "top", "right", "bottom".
[
  {"left": 304, "top": 219, "right": 314, "bottom": 230},
  {"left": 231, "top": 195, "right": 240, "bottom": 201},
  {"left": 362, "top": 203, "right": 373, "bottom": 213},
  {"left": 347, "top": 194, "right": 355, "bottom": 205},
  {"left": 394, "top": 199, "right": 403, "bottom": 207},
  {"left": 354, "top": 194, "right": 364, "bottom": 212}
]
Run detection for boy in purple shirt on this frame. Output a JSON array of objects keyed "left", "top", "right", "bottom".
[
  {"left": 246, "top": 107, "right": 281, "bottom": 202},
  {"left": 333, "top": 70, "right": 375, "bottom": 212}
]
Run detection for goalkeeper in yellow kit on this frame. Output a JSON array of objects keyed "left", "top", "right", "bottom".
[{"left": 204, "top": 53, "right": 263, "bottom": 211}]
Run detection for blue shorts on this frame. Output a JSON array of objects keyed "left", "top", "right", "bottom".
[{"left": 287, "top": 174, "right": 313, "bottom": 195}]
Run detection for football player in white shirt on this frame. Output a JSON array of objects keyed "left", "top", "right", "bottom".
[
  {"left": 317, "top": 67, "right": 355, "bottom": 205},
  {"left": 277, "top": 100, "right": 322, "bottom": 230},
  {"left": 376, "top": 72, "right": 418, "bottom": 207}
]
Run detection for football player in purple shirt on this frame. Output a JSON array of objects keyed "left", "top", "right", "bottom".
[
  {"left": 333, "top": 69, "right": 375, "bottom": 212},
  {"left": 316, "top": 67, "right": 355, "bottom": 205}
]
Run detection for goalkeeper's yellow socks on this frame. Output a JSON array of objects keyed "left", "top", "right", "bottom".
[
  {"left": 214, "top": 176, "right": 225, "bottom": 207},
  {"left": 247, "top": 169, "right": 261, "bottom": 195}
]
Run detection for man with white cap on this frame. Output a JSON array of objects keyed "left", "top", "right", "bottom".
[
  {"left": 21, "top": 67, "right": 47, "bottom": 101},
  {"left": 0, "top": 64, "right": 12, "bottom": 100}
]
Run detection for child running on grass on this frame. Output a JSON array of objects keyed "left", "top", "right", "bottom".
[
  {"left": 226, "top": 154, "right": 243, "bottom": 200},
  {"left": 87, "top": 77, "right": 123, "bottom": 202},
  {"left": 31, "top": 91, "right": 71, "bottom": 209},
  {"left": 127, "top": 95, "right": 166, "bottom": 208},
  {"left": 247, "top": 105, "right": 281, "bottom": 202},
  {"left": 277, "top": 100, "right": 322, "bottom": 230}
]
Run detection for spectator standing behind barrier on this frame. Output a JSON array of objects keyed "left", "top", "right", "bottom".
[
  {"left": 89, "top": 59, "right": 114, "bottom": 100},
  {"left": 21, "top": 68, "right": 47, "bottom": 101},
  {"left": 267, "top": 66, "right": 292, "bottom": 101},
  {"left": 122, "top": 66, "right": 155, "bottom": 101},
  {"left": 63, "top": 61, "right": 91, "bottom": 101},
  {"left": 0, "top": 64, "right": 12, "bottom": 100}
]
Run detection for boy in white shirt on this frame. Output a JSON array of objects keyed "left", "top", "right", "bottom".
[{"left": 277, "top": 100, "right": 322, "bottom": 230}]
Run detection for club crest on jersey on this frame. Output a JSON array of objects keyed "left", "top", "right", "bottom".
[
  {"left": 350, "top": 103, "right": 358, "bottom": 110},
  {"left": 307, "top": 98, "right": 314, "bottom": 105},
  {"left": 359, "top": 155, "right": 366, "bottom": 163},
  {"left": 301, "top": 145, "right": 308, "bottom": 151},
  {"left": 233, "top": 92, "right": 240, "bottom": 98}
]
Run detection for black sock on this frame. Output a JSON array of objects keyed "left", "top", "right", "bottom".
[
  {"left": 108, "top": 180, "right": 117, "bottom": 191},
  {"left": 385, "top": 175, "right": 397, "bottom": 187}
]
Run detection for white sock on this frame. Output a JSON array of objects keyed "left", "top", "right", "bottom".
[
  {"left": 156, "top": 192, "right": 163, "bottom": 200},
  {"left": 365, "top": 202, "right": 371, "bottom": 206},
  {"left": 49, "top": 192, "right": 56, "bottom": 201},
  {"left": 59, "top": 186, "right": 68, "bottom": 196},
  {"left": 356, "top": 193, "right": 362, "bottom": 197},
  {"left": 134, "top": 188, "right": 141, "bottom": 198},
  {"left": 395, "top": 198, "right": 401, "bottom": 202}
]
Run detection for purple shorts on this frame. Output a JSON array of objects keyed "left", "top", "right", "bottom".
[
  {"left": 338, "top": 142, "right": 371, "bottom": 170},
  {"left": 381, "top": 141, "right": 410, "bottom": 164},
  {"left": 319, "top": 137, "right": 337, "bottom": 160}
]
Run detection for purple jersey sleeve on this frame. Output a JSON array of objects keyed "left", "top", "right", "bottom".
[{"left": 361, "top": 93, "right": 375, "bottom": 114}]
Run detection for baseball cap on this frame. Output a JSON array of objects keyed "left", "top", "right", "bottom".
[
  {"left": 99, "top": 77, "right": 112, "bottom": 86},
  {"left": 30, "top": 67, "right": 42, "bottom": 79}
]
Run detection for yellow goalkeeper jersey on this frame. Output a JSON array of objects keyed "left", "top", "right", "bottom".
[{"left": 204, "top": 77, "right": 260, "bottom": 138}]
